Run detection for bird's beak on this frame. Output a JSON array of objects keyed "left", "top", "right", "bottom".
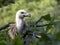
[
  {"left": 28, "top": 14, "right": 31, "bottom": 17},
  {"left": 24, "top": 13, "right": 31, "bottom": 17},
  {"left": 27, "top": 13, "right": 31, "bottom": 17}
]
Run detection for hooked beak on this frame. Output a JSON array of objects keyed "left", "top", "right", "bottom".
[{"left": 24, "top": 13, "right": 31, "bottom": 17}]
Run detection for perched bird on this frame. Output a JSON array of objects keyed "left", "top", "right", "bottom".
[
  {"left": 0, "top": 9, "right": 41, "bottom": 45},
  {"left": 8, "top": 10, "right": 31, "bottom": 39}
]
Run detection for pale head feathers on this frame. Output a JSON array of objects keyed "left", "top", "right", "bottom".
[{"left": 16, "top": 10, "right": 31, "bottom": 19}]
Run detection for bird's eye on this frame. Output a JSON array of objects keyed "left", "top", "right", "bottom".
[{"left": 21, "top": 12, "right": 24, "bottom": 14}]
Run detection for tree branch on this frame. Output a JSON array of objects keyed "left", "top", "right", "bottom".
[
  {"left": 34, "top": 17, "right": 42, "bottom": 24},
  {"left": 30, "top": 22, "right": 53, "bottom": 27},
  {"left": 0, "top": 22, "right": 15, "bottom": 30}
]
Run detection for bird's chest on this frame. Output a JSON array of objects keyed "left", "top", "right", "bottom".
[{"left": 16, "top": 20, "right": 26, "bottom": 33}]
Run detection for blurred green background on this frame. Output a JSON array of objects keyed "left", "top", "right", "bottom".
[{"left": 0, "top": 0, "right": 60, "bottom": 45}]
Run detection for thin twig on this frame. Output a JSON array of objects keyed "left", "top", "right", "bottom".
[
  {"left": 34, "top": 17, "right": 42, "bottom": 24},
  {"left": 0, "top": 22, "right": 15, "bottom": 30},
  {"left": 30, "top": 22, "right": 53, "bottom": 27}
]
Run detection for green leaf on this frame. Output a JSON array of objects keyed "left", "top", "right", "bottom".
[
  {"left": 41, "top": 14, "right": 51, "bottom": 21},
  {"left": 54, "top": 21, "right": 60, "bottom": 40},
  {"left": 46, "top": 25, "right": 52, "bottom": 32},
  {"left": 12, "top": 34, "right": 23, "bottom": 45},
  {"left": 54, "top": 21, "right": 60, "bottom": 33},
  {"left": 54, "top": 21, "right": 60, "bottom": 29},
  {"left": 55, "top": 31, "right": 60, "bottom": 41},
  {"left": 0, "top": 41, "right": 6, "bottom": 45},
  {"left": 40, "top": 33, "right": 51, "bottom": 41}
]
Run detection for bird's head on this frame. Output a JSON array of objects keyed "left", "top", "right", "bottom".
[{"left": 16, "top": 10, "right": 31, "bottom": 19}]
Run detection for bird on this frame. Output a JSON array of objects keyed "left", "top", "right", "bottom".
[
  {"left": 0, "top": 9, "right": 41, "bottom": 41},
  {"left": 0, "top": 9, "right": 41, "bottom": 45},
  {"left": 8, "top": 10, "right": 31, "bottom": 39}
]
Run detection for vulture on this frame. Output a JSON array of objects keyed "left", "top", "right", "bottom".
[
  {"left": 0, "top": 9, "right": 41, "bottom": 45},
  {"left": 8, "top": 10, "right": 31, "bottom": 39},
  {"left": 0, "top": 10, "right": 41, "bottom": 42}
]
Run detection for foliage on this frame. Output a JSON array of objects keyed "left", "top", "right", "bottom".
[
  {"left": 0, "top": 0, "right": 15, "bottom": 7},
  {"left": 0, "top": 0, "right": 60, "bottom": 45}
]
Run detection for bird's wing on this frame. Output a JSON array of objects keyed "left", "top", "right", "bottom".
[
  {"left": 9, "top": 22, "right": 16, "bottom": 32},
  {"left": 8, "top": 23, "right": 17, "bottom": 39}
]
